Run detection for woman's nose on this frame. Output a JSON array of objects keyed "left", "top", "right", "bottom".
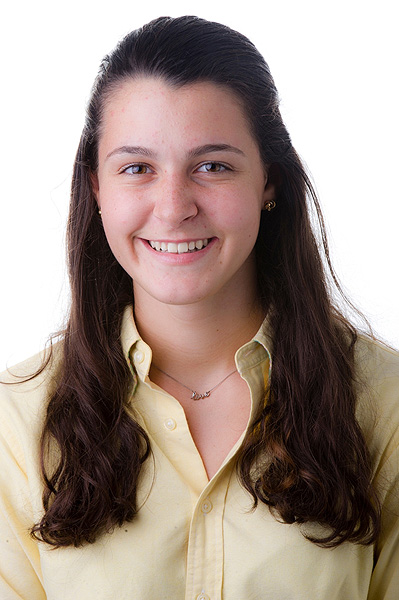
[{"left": 152, "top": 175, "right": 198, "bottom": 227}]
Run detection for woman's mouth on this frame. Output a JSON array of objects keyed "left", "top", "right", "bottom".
[{"left": 148, "top": 238, "right": 211, "bottom": 254}]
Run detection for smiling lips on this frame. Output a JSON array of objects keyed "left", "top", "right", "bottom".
[{"left": 148, "top": 238, "right": 210, "bottom": 254}]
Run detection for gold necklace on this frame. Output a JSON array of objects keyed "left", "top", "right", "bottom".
[{"left": 153, "top": 365, "right": 237, "bottom": 400}]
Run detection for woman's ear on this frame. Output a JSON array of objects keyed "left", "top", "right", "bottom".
[
  {"left": 262, "top": 163, "right": 279, "bottom": 211},
  {"left": 262, "top": 179, "right": 276, "bottom": 208},
  {"left": 90, "top": 171, "right": 99, "bottom": 201}
]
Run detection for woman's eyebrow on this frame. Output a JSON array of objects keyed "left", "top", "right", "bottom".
[
  {"left": 106, "top": 143, "right": 245, "bottom": 162},
  {"left": 187, "top": 143, "right": 245, "bottom": 158},
  {"left": 106, "top": 145, "right": 155, "bottom": 160}
]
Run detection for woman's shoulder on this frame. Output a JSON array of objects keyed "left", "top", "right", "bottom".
[
  {"left": 0, "top": 345, "right": 64, "bottom": 540},
  {"left": 0, "top": 342, "right": 63, "bottom": 432},
  {"left": 355, "top": 334, "right": 399, "bottom": 399},
  {"left": 354, "top": 334, "right": 399, "bottom": 468}
]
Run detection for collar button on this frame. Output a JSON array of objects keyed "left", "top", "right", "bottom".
[
  {"left": 164, "top": 418, "right": 177, "bottom": 431},
  {"left": 133, "top": 350, "right": 145, "bottom": 364}
]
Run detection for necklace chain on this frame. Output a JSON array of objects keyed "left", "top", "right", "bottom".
[{"left": 153, "top": 365, "right": 237, "bottom": 400}]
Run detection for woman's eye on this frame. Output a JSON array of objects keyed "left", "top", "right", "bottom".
[
  {"left": 197, "top": 162, "right": 229, "bottom": 173},
  {"left": 122, "top": 164, "right": 152, "bottom": 175}
]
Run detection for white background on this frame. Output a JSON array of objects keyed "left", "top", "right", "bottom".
[{"left": 1, "top": 0, "right": 398, "bottom": 369}]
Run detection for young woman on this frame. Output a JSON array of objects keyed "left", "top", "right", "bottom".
[{"left": 1, "top": 16, "right": 398, "bottom": 600}]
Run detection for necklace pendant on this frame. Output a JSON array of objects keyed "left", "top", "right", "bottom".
[{"left": 191, "top": 391, "right": 211, "bottom": 400}]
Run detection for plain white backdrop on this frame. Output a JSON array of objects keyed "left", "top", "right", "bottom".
[{"left": 1, "top": 0, "right": 398, "bottom": 369}]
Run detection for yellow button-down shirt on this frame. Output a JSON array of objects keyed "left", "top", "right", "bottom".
[{"left": 1, "top": 306, "right": 399, "bottom": 599}]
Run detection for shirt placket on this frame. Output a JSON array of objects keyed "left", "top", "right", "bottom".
[
  {"left": 185, "top": 469, "right": 232, "bottom": 600},
  {"left": 128, "top": 332, "right": 271, "bottom": 600}
]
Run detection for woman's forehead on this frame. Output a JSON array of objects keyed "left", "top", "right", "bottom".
[{"left": 98, "top": 77, "right": 258, "bottom": 156}]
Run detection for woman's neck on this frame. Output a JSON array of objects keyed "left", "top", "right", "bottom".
[{"left": 133, "top": 284, "right": 263, "bottom": 375}]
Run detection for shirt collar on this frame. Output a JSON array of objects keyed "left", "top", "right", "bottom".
[
  {"left": 121, "top": 304, "right": 141, "bottom": 360},
  {"left": 120, "top": 305, "right": 148, "bottom": 392},
  {"left": 121, "top": 304, "right": 273, "bottom": 381},
  {"left": 234, "top": 318, "right": 272, "bottom": 381}
]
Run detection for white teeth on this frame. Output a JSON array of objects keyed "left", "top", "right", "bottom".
[
  {"left": 149, "top": 238, "right": 210, "bottom": 254},
  {"left": 178, "top": 242, "right": 189, "bottom": 254}
]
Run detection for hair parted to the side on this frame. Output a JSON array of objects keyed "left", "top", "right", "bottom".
[{"left": 31, "top": 15, "right": 380, "bottom": 548}]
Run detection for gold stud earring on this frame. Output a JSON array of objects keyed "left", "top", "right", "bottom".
[
  {"left": 264, "top": 200, "right": 276, "bottom": 212},
  {"left": 98, "top": 209, "right": 102, "bottom": 216}
]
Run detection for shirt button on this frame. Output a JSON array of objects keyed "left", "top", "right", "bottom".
[
  {"left": 201, "top": 499, "right": 213, "bottom": 514},
  {"left": 196, "top": 593, "right": 210, "bottom": 600},
  {"left": 164, "top": 418, "right": 176, "bottom": 430},
  {"left": 133, "top": 350, "right": 145, "bottom": 364}
]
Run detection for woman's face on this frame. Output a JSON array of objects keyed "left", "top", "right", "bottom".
[{"left": 93, "top": 77, "right": 275, "bottom": 308}]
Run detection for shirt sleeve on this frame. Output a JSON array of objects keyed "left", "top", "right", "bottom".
[
  {"left": 0, "top": 406, "right": 46, "bottom": 600},
  {"left": 367, "top": 444, "right": 399, "bottom": 600}
]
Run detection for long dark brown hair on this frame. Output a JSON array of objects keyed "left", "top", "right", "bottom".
[{"left": 31, "top": 16, "right": 380, "bottom": 548}]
